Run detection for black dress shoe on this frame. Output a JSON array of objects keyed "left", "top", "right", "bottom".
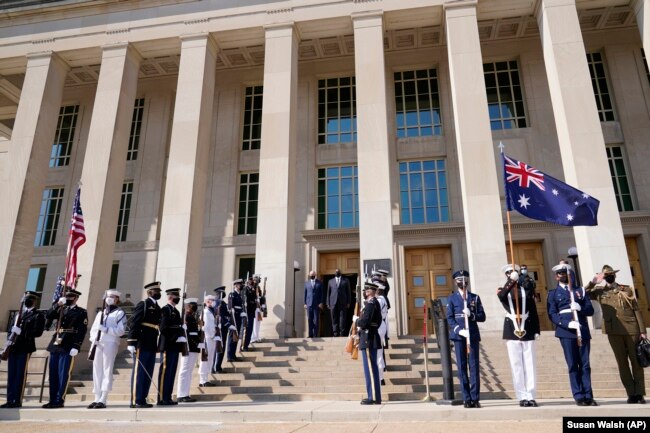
[
  {"left": 360, "top": 398, "right": 374, "bottom": 405},
  {"left": 215, "top": 367, "right": 223, "bottom": 373},
  {"left": 576, "top": 399, "right": 587, "bottom": 406},
  {"left": 627, "top": 396, "right": 638, "bottom": 404},
  {"left": 519, "top": 400, "right": 526, "bottom": 407},
  {"left": 0, "top": 402, "right": 12, "bottom": 409},
  {"left": 637, "top": 396, "right": 646, "bottom": 404},
  {"left": 178, "top": 396, "right": 196, "bottom": 403},
  {"left": 199, "top": 382, "right": 216, "bottom": 387},
  {"left": 374, "top": 400, "right": 382, "bottom": 405},
  {"left": 380, "top": 379, "right": 386, "bottom": 386},
  {"left": 463, "top": 400, "right": 472, "bottom": 408},
  {"left": 529, "top": 400, "right": 538, "bottom": 407},
  {"left": 94, "top": 402, "right": 106, "bottom": 409},
  {"left": 130, "top": 403, "right": 153, "bottom": 408},
  {"left": 157, "top": 400, "right": 178, "bottom": 406},
  {"left": 473, "top": 401, "right": 481, "bottom": 408},
  {"left": 87, "top": 402, "right": 98, "bottom": 409},
  {"left": 43, "top": 402, "right": 64, "bottom": 409},
  {"left": 585, "top": 399, "right": 598, "bottom": 406}
]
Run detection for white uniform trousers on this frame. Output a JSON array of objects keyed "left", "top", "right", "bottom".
[
  {"left": 377, "top": 324, "right": 387, "bottom": 381},
  {"left": 199, "top": 339, "right": 216, "bottom": 384},
  {"left": 177, "top": 352, "right": 199, "bottom": 398},
  {"left": 251, "top": 308, "right": 262, "bottom": 342},
  {"left": 92, "top": 341, "right": 120, "bottom": 399},
  {"left": 506, "top": 339, "right": 537, "bottom": 401}
]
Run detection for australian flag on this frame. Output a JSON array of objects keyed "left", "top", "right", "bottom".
[{"left": 502, "top": 153, "right": 600, "bottom": 226}]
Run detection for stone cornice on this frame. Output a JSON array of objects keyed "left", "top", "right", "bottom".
[{"left": 301, "top": 228, "right": 360, "bottom": 242}]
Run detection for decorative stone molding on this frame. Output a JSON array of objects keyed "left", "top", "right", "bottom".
[
  {"left": 114, "top": 240, "right": 159, "bottom": 252},
  {"left": 184, "top": 18, "right": 210, "bottom": 25},
  {"left": 267, "top": 8, "right": 293, "bottom": 15},
  {"left": 301, "top": 229, "right": 359, "bottom": 243},
  {"left": 106, "top": 28, "right": 129, "bottom": 35},
  {"left": 31, "top": 38, "right": 55, "bottom": 45}
]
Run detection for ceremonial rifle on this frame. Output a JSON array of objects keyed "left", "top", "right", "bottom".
[
  {"left": 0, "top": 293, "right": 26, "bottom": 362},
  {"left": 566, "top": 266, "right": 583, "bottom": 347},
  {"left": 88, "top": 294, "right": 107, "bottom": 361},
  {"left": 180, "top": 285, "right": 190, "bottom": 356},
  {"left": 199, "top": 290, "right": 208, "bottom": 362},
  {"left": 461, "top": 277, "right": 470, "bottom": 356}
]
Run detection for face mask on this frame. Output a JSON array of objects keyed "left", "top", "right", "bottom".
[
  {"left": 171, "top": 297, "right": 180, "bottom": 305},
  {"left": 24, "top": 298, "right": 35, "bottom": 309},
  {"left": 151, "top": 292, "right": 161, "bottom": 301},
  {"left": 65, "top": 298, "right": 75, "bottom": 306},
  {"left": 310, "top": 276, "right": 316, "bottom": 280},
  {"left": 521, "top": 269, "right": 528, "bottom": 275},
  {"left": 605, "top": 275, "right": 616, "bottom": 284},
  {"left": 105, "top": 297, "right": 115, "bottom": 306},
  {"left": 456, "top": 282, "right": 465, "bottom": 289},
  {"left": 335, "top": 272, "right": 341, "bottom": 277},
  {"left": 559, "top": 275, "right": 568, "bottom": 284}
]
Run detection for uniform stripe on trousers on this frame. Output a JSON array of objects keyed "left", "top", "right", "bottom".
[
  {"left": 20, "top": 353, "right": 32, "bottom": 401},
  {"left": 364, "top": 348, "right": 379, "bottom": 400},
  {"left": 62, "top": 357, "right": 75, "bottom": 399}
]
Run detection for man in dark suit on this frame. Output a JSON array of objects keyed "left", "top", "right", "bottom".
[
  {"left": 304, "top": 270, "right": 325, "bottom": 338},
  {"left": 326, "top": 269, "right": 350, "bottom": 337}
]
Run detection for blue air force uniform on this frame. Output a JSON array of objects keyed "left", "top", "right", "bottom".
[
  {"left": 547, "top": 268, "right": 595, "bottom": 405},
  {"left": 214, "top": 292, "right": 232, "bottom": 371},
  {"left": 127, "top": 282, "right": 162, "bottom": 408},
  {"left": 2, "top": 292, "right": 45, "bottom": 408},
  {"left": 357, "top": 282, "right": 383, "bottom": 404},
  {"left": 446, "top": 271, "right": 486, "bottom": 407},
  {"left": 157, "top": 289, "right": 184, "bottom": 405},
  {"left": 227, "top": 282, "right": 244, "bottom": 361}
]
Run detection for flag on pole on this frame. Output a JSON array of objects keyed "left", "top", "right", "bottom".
[
  {"left": 502, "top": 153, "right": 600, "bottom": 226},
  {"left": 65, "top": 187, "right": 86, "bottom": 288},
  {"left": 51, "top": 275, "right": 65, "bottom": 304}
]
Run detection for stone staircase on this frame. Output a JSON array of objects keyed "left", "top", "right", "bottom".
[{"left": 1, "top": 330, "right": 647, "bottom": 403}]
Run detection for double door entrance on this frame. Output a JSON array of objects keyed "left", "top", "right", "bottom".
[{"left": 318, "top": 251, "right": 360, "bottom": 337}]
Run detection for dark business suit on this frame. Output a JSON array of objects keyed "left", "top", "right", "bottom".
[
  {"left": 327, "top": 276, "right": 350, "bottom": 337},
  {"left": 304, "top": 278, "right": 325, "bottom": 338}
]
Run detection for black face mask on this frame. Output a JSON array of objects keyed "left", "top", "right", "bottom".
[
  {"left": 456, "top": 282, "right": 465, "bottom": 289},
  {"left": 171, "top": 297, "right": 180, "bottom": 305},
  {"left": 310, "top": 276, "right": 316, "bottom": 280},
  {"left": 151, "top": 292, "right": 161, "bottom": 301},
  {"left": 24, "top": 298, "right": 35, "bottom": 309},
  {"left": 65, "top": 298, "right": 75, "bottom": 306},
  {"left": 559, "top": 275, "right": 568, "bottom": 284},
  {"left": 335, "top": 272, "right": 341, "bottom": 277},
  {"left": 605, "top": 275, "right": 616, "bottom": 284}
]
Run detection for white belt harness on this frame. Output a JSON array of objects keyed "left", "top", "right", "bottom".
[{"left": 505, "top": 287, "right": 528, "bottom": 338}]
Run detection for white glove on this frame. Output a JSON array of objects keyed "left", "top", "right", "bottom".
[
  {"left": 11, "top": 325, "right": 21, "bottom": 335},
  {"left": 176, "top": 336, "right": 187, "bottom": 343},
  {"left": 229, "top": 325, "right": 237, "bottom": 331},
  {"left": 352, "top": 315, "right": 359, "bottom": 323},
  {"left": 69, "top": 348, "right": 79, "bottom": 357},
  {"left": 58, "top": 297, "right": 66, "bottom": 306},
  {"left": 568, "top": 321, "right": 580, "bottom": 330},
  {"left": 127, "top": 345, "right": 136, "bottom": 355},
  {"left": 509, "top": 271, "right": 519, "bottom": 281},
  {"left": 458, "top": 329, "right": 469, "bottom": 338},
  {"left": 182, "top": 324, "right": 187, "bottom": 330},
  {"left": 214, "top": 336, "right": 222, "bottom": 342},
  {"left": 570, "top": 302, "right": 581, "bottom": 311},
  {"left": 197, "top": 343, "right": 205, "bottom": 349},
  {"left": 98, "top": 325, "right": 108, "bottom": 333},
  {"left": 240, "top": 312, "right": 247, "bottom": 318},
  {"left": 462, "top": 307, "right": 471, "bottom": 316},
  {"left": 534, "top": 333, "right": 540, "bottom": 340}
]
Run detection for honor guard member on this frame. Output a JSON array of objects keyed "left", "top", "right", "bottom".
[
  {"left": 373, "top": 269, "right": 391, "bottom": 310},
  {"left": 177, "top": 298, "right": 200, "bottom": 402},
  {"left": 519, "top": 264, "right": 537, "bottom": 294},
  {"left": 372, "top": 280, "right": 389, "bottom": 386},
  {"left": 44, "top": 288, "right": 88, "bottom": 408},
  {"left": 356, "top": 281, "right": 383, "bottom": 405},
  {"left": 586, "top": 265, "right": 647, "bottom": 404},
  {"left": 446, "top": 270, "right": 486, "bottom": 408},
  {"left": 127, "top": 281, "right": 162, "bottom": 408},
  {"left": 547, "top": 263, "right": 596, "bottom": 406},
  {"left": 227, "top": 279, "right": 244, "bottom": 362},
  {"left": 242, "top": 277, "right": 257, "bottom": 351},
  {"left": 214, "top": 286, "right": 230, "bottom": 372},
  {"left": 497, "top": 265, "right": 540, "bottom": 407},
  {"left": 88, "top": 289, "right": 126, "bottom": 408},
  {"left": 1, "top": 291, "right": 45, "bottom": 408},
  {"left": 199, "top": 294, "right": 217, "bottom": 387},
  {"left": 157, "top": 287, "right": 185, "bottom": 405}
]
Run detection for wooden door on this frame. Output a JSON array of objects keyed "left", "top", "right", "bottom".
[
  {"left": 318, "top": 251, "right": 360, "bottom": 337},
  {"left": 505, "top": 241, "right": 551, "bottom": 331},
  {"left": 626, "top": 237, "right": 650, "bottom": 326},
  {"left": 405, "top": 247, "right": 452, "bottom": 334}
]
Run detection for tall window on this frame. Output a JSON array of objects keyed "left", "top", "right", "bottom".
[
  {"left": 25, "top": 265, "right": 47, "bottom": 308},
  {"left": 483, "top": 61, "right": 527, "bottom": 130},
  {"left": 318, "top": 77, "right": 357, "bottom": 144},
  {"left": 127, "top": 98, "right": 145, "bottom": 161},
  {"left": 394, "top": 69, "right": 442, "bottom": 138},
  {"left": 317, "top": 166, "right": 359, "bottom": 229},
  {"left": 115, "top": 182, "right": 133, "bottom": 242},
  {"left": 49, "top": 105, "right": 79, "bottom": 167},
  {"left": 399, "top": 160, "right": 449, "bottom": 224},
  {"left": 35, "top": 187, "right": 64, "bottom": 247},
  {"left": 587, "top": 52, "right": 616, "bottom": 122},
  {"left": 237, "top": 173, "right": 259, "bottom": 235},
  {"left": 242, "top": 86, "right": 263, "bottom": 151},
  {"left": 109, "top": 262, "right": 119, "bottom": 289},
  {"left": 606, "top": 145, "right": 634, "bottom": 212},
  {"left": 238, "top": 256, "right": 255, "bottom": 281}
]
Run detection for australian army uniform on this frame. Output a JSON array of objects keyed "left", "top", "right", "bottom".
[
  {"left": 44, "top": 289, "right": 88, "bottom": 408},
  {"left": 446, "top": 270, "right": 486, "bottom": 408},
  {"left": 127, "top": 282, "right": 162, "bottom": 408},
  {"left": 2, "top": 292, "right": 46, "bottom": 408},
  {"left": 157, "top": 288, "right": 184, "bottom": 405},
  {"left": 357, "top": 282, "right": 383, "bottom": 405}
]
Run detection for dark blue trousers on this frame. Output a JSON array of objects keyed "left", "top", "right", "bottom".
[
  {"left": 243, "top": 312, "right": 255, "bottom": 349},
  {"left": 214, "top": 324, "right": 229, "bottom": 371},
  {"left": 227, "top": 316, "right": 242, "bottom": 360},
  {"left": 6, "top": 352, "right": 30, "bottom": 404},
  {"left": 307, "top": 306, "right": 320, "bottom": 338},
  {"left": 361, "top": 348, "right": 381, "bottom": 402},
  {"left": 453, "top": 338, "right": 480, "bottom": 402},
  {"left": 131, "top": 348, "right": 156, "bottom": 405},
  {"left": 559, "top": 337, "right": 593, "bottom": 400},
  {"left": 48, "top": 350, "right": 74, "bottom": 404},
  {"left": 157, "top": 350, "right": 180, "bottom": 403}
]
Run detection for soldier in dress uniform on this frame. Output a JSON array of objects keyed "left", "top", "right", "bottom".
[
  {"left": 242, "top": 276, "right": 258, "bottom": 352},
  {"left": 586, "top": 265, "right": 647, "bottom": 404},
  {"left": 446, "top": 270, "right": 486, "bottom": 408},
  {"left": 547, "top": 263, "right": 596, "bottom": 406},
  {"left": 127, "top": 281, "right": 162, "bottom": 408},
  {"left": 373, "top": 269, "right": 391, "bottom": 310},
  {"left": 177, "top": 298, "right": 200, "bottom": 403},
  {"left": 214, "top": 286, "right": 231, "bottom": 372},
  {"left": 356, "top": 281, "right": 383, "bottom": 405},
  {"left": 1, "top": 291, "right": 45, "bottom": 408},
  {"left": 372, "top": 280, "right": 389, "bottom": 386},
  {"left": 88, "top": 289, "right": 126, "bottom": 409},
  {"left": 157, "top": 287, "right": 185, "bottom": 405},
  {"left": 199, "top": 294, "right": 217, "bottom": 387},
  {"left": 227, "top": 279, "right": 244, "bottom": 362},
  {"left": 43, "top": 288, "right": 88, "bottom": 408},
  {"left": 497, "top": 264, "right": 540, "bottom": 407}
]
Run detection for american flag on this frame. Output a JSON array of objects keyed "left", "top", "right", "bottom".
[
  {"left": 65, "top": 187, "right": 86, "bottom": 288},
  {"left": 51, "top": 275, "right": 65, "bottom": 304}
]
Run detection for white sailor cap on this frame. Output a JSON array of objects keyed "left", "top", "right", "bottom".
[
  {"left": 105, "top": 289, "right": 122, "bottom": 297},
  {"left": 501, "top": 264, "right": 521, "bottom": 274},
  {"left": 233, "top": 279, "right": 243, "bottom": 286},
  {"left": 184, "top": 298, "right": 198, "bottom": 305},
  {"left": 552, "top": 263, "right": 572, "bottom": 273},
  {"left": 204, "top": 294, "right": 216, "bottom": 301}
]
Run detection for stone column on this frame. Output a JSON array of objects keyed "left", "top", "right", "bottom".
[
  {"left": 0, "top": 52, "right": 68, "bottom": 323},
  {"left": 633, "top": 0, "right": 650, "bottom": 53},
  {"left": 76, "top": 43, "right": 142, "bottom": 311},
  {"left": 537, "top": 0, "right": 632, "bottom": 284},
  {"left": 352, "top": 11, "right": 397, "bottom": 333},
  {"left": 255, "top": 24, "right": 298, "bottom": 338},
  {"left": 156, "top": 34, "right": 217, "bottom": 296},
  {"left": 444, "top": 1, "right": 508, "bottom": 328}
]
